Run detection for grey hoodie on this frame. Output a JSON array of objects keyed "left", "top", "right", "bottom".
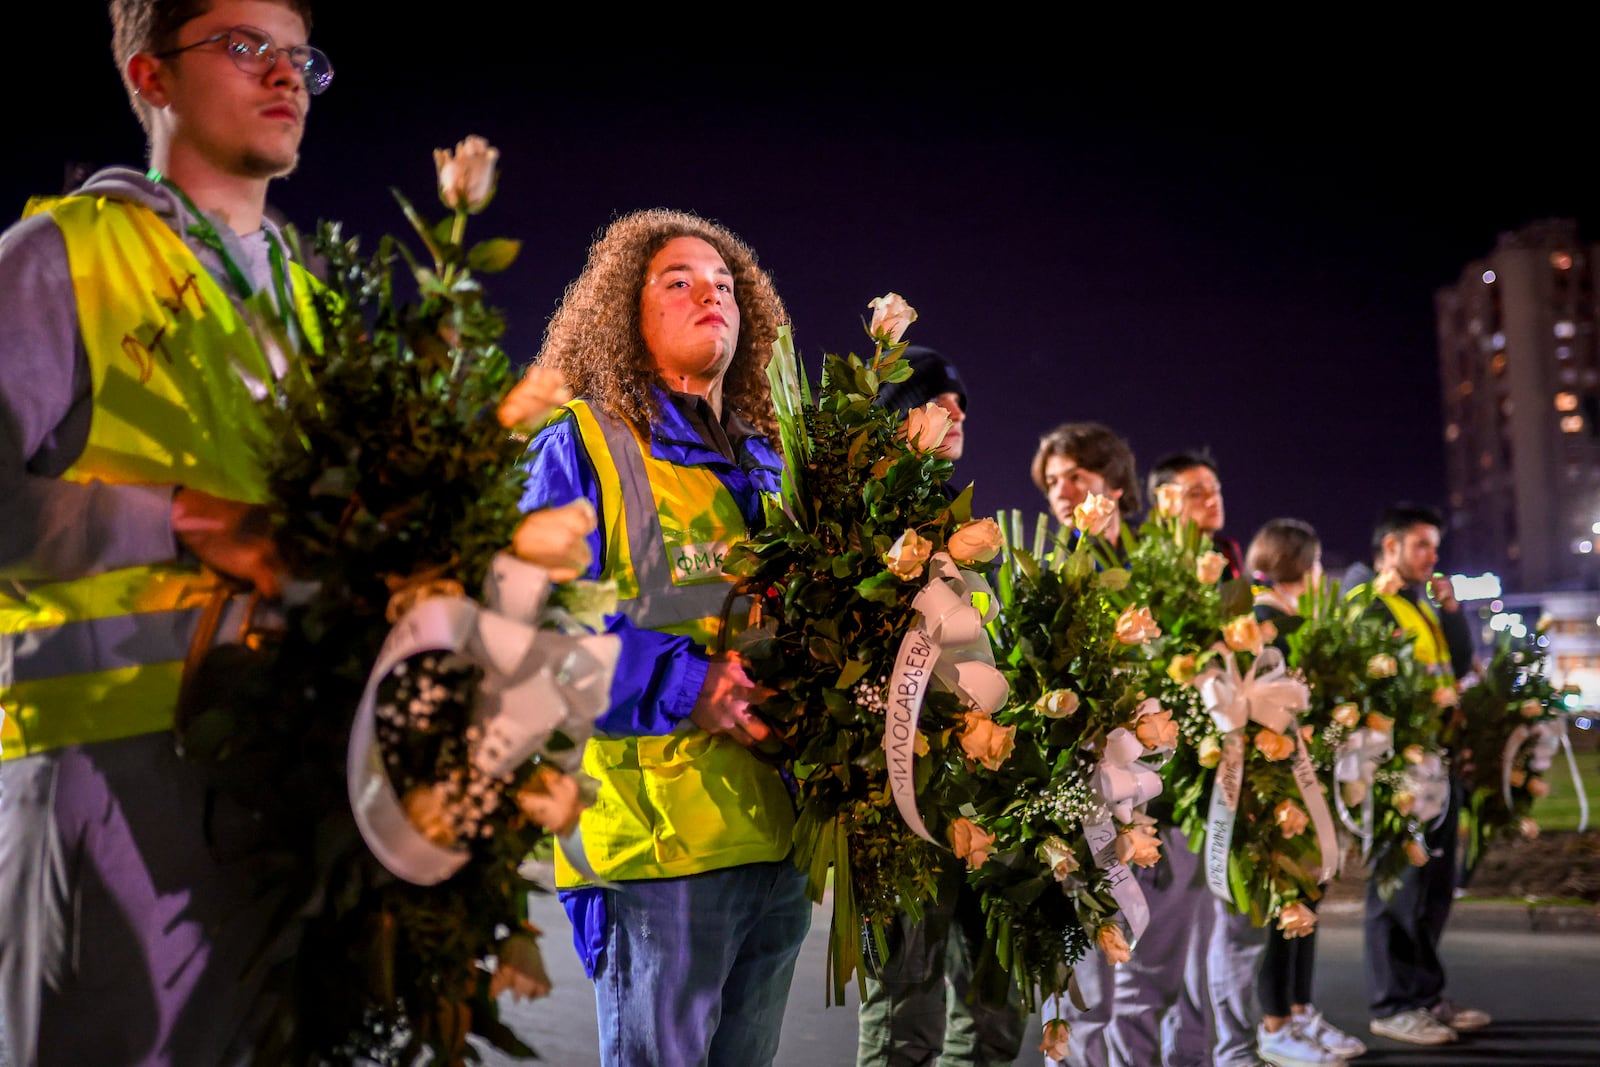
[{"left": 0, "top": 167, "right": 293, "bottom": 584}]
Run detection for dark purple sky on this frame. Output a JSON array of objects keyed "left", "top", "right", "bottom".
[{"left": 20, "top": 13, "right": 1599, "bottom": 571}]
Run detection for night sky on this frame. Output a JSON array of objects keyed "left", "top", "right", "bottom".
[{"left": 18, "top": 10, "right": 1600, "bottom": 573}]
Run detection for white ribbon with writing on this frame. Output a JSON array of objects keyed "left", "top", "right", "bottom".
[
  {"left": 1400, "top": 751, "right": 1451, "bottom": 828},
  {"left": 348, "top": 552, "right": 620, "bottom": 885},
  {"left": 1082, "top": 727, "right": 1161, "bottom": 942},
  {"left": 1198, "top": 648, "right": 1337, "bottom": 899},
  {"left": 1333, "top": 727, "right": 1392, "bottom": 859},
  {"left": 1503, "top": 714, "right": 1590, "bottom": 831},
  {"left": 884, "top": 552, "right": 1009, "bottom": 844}
]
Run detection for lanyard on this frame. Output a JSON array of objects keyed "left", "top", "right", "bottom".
[{"left": 146, "top": 169, "right": 292, "bottom": 321}]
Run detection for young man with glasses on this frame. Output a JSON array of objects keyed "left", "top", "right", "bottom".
[{"left": 0, "top": 3, "right": 330, "bottom": 1063}]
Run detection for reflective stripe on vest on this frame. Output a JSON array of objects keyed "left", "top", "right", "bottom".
[
  {"left": 1377, "top": 591, "right": 1454, "bottom": 683},
  {"left": 552, "top": 400, "right": 793, "bottom": 885},
  {"left": 1, "top": 194, "right": 314, "bottom": 758}
]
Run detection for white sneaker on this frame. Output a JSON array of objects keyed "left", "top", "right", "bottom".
[
  {"left": 1257, "top": 1022, "right": 1341, "bottom": 1066},
  {"left": 1295, "top": 1007, "right": 1367, "bottom": 1058},
  {"left": 1429, "top": 997, "right": 1491, "bottom": 1031},
  {"left": 1370, "top": 1007, "right": 1457, "bottom": 1045}
]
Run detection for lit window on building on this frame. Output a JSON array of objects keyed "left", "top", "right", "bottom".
[
  {"left": 1558, "top": 345, "right": 1573, "bottom": 359},
  {"left": 1492, "top": 331, "right": 1506, "bottom": 348},
  {"left": 1483, "top": 270, "right": 1497, "bottom": 284},
  {"left": 1562, "top": 414, "right": 1586, "bottom": 433},
  {"left": 1500, "top": 397, "right": 1515, "bottom": 416},
  {"left": 1556, "top": 321, "right": 1577, "bottom": 339},
  {"left": 1490, "top": 352, "right": 1508, "bottom": 374},
  {"left": 1553, "top": 251, "right": 1574, "bottom": 270},
  {"left": 1577, "top": 540, "right": 1594, "bottom": 554},
  {"left": 1459, "top": 381, "right": 1474, "bottom": 397},
  {"left": 1563, "top": 367, "right": 1579, "bottom": 384},
  {"left": 1445, "top": 423, "right": 1460, "bottom": 442},
  {"left": 1468, "top": 318, "right": 1482, "bottom": 335},
  {"left": 1508, "top": 541, "right": 1520, "bottom": 560},
  {"left": 1480, "top": 450, "right": 1494, "bottom": 469},
  {"left": 1557, "top": 392, "right": 1580, "bottom": 411}
]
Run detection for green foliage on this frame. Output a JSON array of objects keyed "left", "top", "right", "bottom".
[{"left": 175, "top": 172, "right": 548, "bottom": 1065}]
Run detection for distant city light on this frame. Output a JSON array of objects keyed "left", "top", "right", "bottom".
[
  {"left": 1511, "top": 624, "right": 1528, "bottom": 638},
  {"left": 1576, "top": 716, "right": 1594, "bottom": 730},
  {"left": 1482, "top": 270, "right": 1497, "bottom": 284},
  {"left": 1579, "top": 540, "right": 1595, "bottom": 554},
  {"left": 1552, "top": 251, "right": 1574, "bottom": 270},
  {"left": 1490, "top": 599, "right": 1505, "bottom": 612},
  {"left": 1557, "top": 392, "right": 1580, "bottom": 412},
  {"left": 1452, "top": 573, "right": 1502, "bottom": 601},
  {"left": 1592, "top": 521, "right": 1600, "bottom": 534},
  {"left": 1489, "top": 612, "right": 1524, "bottom": 632},
  {"left": 1555, "top": 320, "right": 1577, "bottom": 338},
  {"left": 1563, "top": 415, "right": 1586, "bottom": 434}
]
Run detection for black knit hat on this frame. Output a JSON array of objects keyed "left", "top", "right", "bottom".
[{"left": 873, "top": 345, "right": 968, "bottom": 415}]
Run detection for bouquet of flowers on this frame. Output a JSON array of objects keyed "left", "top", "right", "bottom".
[
  {"left": 725, "top": 296, "right": 1008, "bottom": 1001},
  {"left": 961, "top": 511, "right": 1166, "bottom": 1009},
  {"left": 1455, "top": 626, "right": 1585, "bottom": 867},
  {"left": 1284, "top": 578, "right": 1450, "bottom": 895},
  {"left": 176, "top": 137, "right": 615, "bottom": 1065},
  {"left": 1080, "top": 500, "right": 1336, "bottom": 933}
]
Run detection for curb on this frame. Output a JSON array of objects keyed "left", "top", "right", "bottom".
[{"left": 1319, "top": 896, "right": 1600, "bottom": 933}]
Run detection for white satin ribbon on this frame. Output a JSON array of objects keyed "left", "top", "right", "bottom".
[
  {"left": 1402, "top": 752, "right": 1451, "bottom": 827},
  {"left": 1503, "top": 714, "right": 1590, "bottom": 831},
  {"left": 348, "top": 552, "right": 620, "bottom": 885},
  {"left": 1093, "top": 727, "right": 1165, "bottom": 824},
  {"left": 1083, "top": 808, "right": 1152, "bottom": 945},
  {"left": 885, "top": 552, "right": 1009, "bottom": 843},
  {"left": 1198, "top": 648, "right": 1337, "bottom": 898},
  {"left": 1333, "top": 727, "right": 1392, "bottom": 859}
]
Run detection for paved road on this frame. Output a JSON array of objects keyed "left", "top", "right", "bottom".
[{"left": 487, "top": 892, "right": 1600, "bottom": 1067}]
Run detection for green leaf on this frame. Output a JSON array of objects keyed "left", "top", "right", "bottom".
[{"left": 467, "top": 237, "right": 522, "bottom": 273}]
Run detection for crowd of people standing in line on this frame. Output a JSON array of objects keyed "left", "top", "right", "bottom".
[{"left": 0, "top": 2, "right": 1492, "bottom": 1066}]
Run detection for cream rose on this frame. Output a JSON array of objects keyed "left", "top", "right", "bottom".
[
  {"left": 883, "top": 528, "right": 934, "bottom": 581},
  {"left": 1366, "top": 711, "right": 1395, "bottom": 734},
  {"left": 1114, "top": 605, "right": 1162, "bottom": 645},
  {"left": 1254, "top": 728, "right": 1295, "bottom": 762},
  {"left": 902, "top": 401, "right": 954, "bottom": 454},
  {"left": 385, "top": 577, "right": 467, "bottom": 625},
  {"left": 1038, "top": 836, "right": 1080, "bottom": 882},
  {"left": 1276, "top": 901, "right": 1318, "bottom": 938},
  {"left": 514, "top": 764, "right": 587, "bottom": 837},
  {"left": 1432, "top": 685, "right": 1460, "bottom": 708},
  {"left": 1167, "top": 653, "right": 1199, "bottom": 685},
  {"left": 949, "top": 816, "right": 996, "bottom": 870},
  {"left": 1198, "top": 734, "right": 1223, "bottom": 768},
  {"left": 1073, "top": 492, "right": 1119, "bottom": 537},
  {"left": 948, "top": 517, "right": 1003, "bottom": 566},
  {"left": 1394, "top": 790, "right": 1416, "bottom": 817},
  {"left": 1039, "top": 1019, "right": 1071, "bottom": 1061},
  {"left": 1332, "top": 702, "right": 1361, "bottom": 728},
  {"left": 1133, "top": 701, "right": 1178, "bottom": 752},
  {"left": 1115, "top": 819, "right": 1163, "bottom": 868},
  {"left": 489, "top": 931, "right": 552, "bottom": 1001},
  {"left": 1403, "top": 837, "right": 1429, "bottom": 866},
  {"left": 1521, "top": 699, "right": 1545, "bottom": 719},
  {"left": 1222, "top": 614, "right": 1266, "bottom": 656},
  {"left": 512, "top": 499, "right": 597, "bottom": 583},
  {"left": 1036, "top": 688, "right": 1080, "bottom": 719},
  {"left": 1508, "top": 768, "right": 1527, "bottom": 788},
  {"left": 958, "top": 711, "right": 1016, "bottom": 771},
  {"left": 1401, "top": 744, "right": 1425, "bottom": 765},
  {"left": 1274, "top": 799, "right": 1310, "bottom": 838},
  {"left": 1520, "top": 816, "right": 1540, "bottom": 839},
  {"left": 498, "top": 364, "right": 573, "bottom": 431},
  {"left": 1341, "top": 779, "right": 1367, "bottom": 806},
  {"left": 1527, "top": 775, "right": 1551, "bottom": 798},
  {"left": 1155, "top": 482, "right": 1186, "bottom": 518},
  {"left": 1367, "top": 654, "right": 1398, "bottom": 679},
  {"left": 1196, "top": 551, "right": 1228, "bottom": 585},
  {"left": 1373, "top": 569, "right": 1405, "bottom": 596},
  {"left": 867, "top": 292, "right": 918, "bottom": 344},
  {"left": 1097, "top": 923, "right": 1132, "bottom": 965},
  {"left": 402, "top": 781, "right": 459, "bottom": 848},
  {"left": 434, "top": 134, "right": 499, "bottom": 213}
]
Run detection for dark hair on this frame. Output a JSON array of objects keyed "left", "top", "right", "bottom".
[
  {"left": 1370, "top": 503, "right": 1444, "bottom": 562},
  {"left": 110, "top": 1, "right": 317, "bottom": 135},
  {"left": 873, "top": 345, "right": 967, "bottom": 415},
  {"left": 1145, "top": 448, "right": 1219, "bottom": 502},
  {"left": 1030, "top": 422, "right": 1142, "bottom": 516},
  {"left": 1246, "top": 518, "right": 1321, "bottom": 585}
]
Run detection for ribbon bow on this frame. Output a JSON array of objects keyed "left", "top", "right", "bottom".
[
  {"left": 1503, "top": 714, "right": 1589, "bottom": 831},
  {"left": 348, "top": 551, "right": 621, "bottom": 885},
  {"left": 1093, "top": 727, "right": 1166, "bottom": 823},
  {"left": 885, "top": 552, "right": 1010, "bottom": 843},
  {"left": 1401, "top": 752, "right": 1451, "bottom": 826},
  {"left": 1333, "top": 727, "right": 1392, "bottom": 857},
  {"left": 1199, "top": 647, "right": 1309, "bottom": 736}
]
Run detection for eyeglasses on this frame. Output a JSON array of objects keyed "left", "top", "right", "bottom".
[{"left": 154, "top": 25, "right": 334, "bottom": 95}]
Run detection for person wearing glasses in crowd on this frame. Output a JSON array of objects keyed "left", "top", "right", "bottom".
[
  {"left": 0, "top": 3, "right": 332, "bottom": 1063},
  {"left": 518, "top": 209, "right": 810, "bottom": 1067}
]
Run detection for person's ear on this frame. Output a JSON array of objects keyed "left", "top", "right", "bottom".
[{"left": 127, "top": 53, "right": 171, "bottom": 109}]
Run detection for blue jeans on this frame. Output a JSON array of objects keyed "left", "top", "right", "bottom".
[{"left": 594, "top": 860, "right": 812, "bottom": 1067}]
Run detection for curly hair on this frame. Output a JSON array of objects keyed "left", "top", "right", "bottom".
[
  {"left": 535, "top": 208, "right": 786, "bottom": 441},
  {"left": 1030, "top": 421, "right": 1142, "bottom": 517},
  {"left": 110, "top": 0, "right": 316, "bottom": 136}
]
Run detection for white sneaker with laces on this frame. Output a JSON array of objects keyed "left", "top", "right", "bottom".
[
  {"left": 1257, "top": 1022, "right": 1341, "bottom": 1066},
  {"left": 1429, "top": 998, "right": 1491, "bottom": 1031},
  {"left": 1295, "top": 1007, "right": 1367, "bottom": 1057},
  {"left": 1370, "top": 1007, "right": 1457, "bottom": 1045}
]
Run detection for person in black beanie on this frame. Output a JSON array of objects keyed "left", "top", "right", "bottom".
[{"left": 857, "top": 345, "right": 1023, "bottom": 1067}]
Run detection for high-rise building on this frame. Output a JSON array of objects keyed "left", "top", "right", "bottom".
[{"left": 1435, "top": 218, "right": 1600, "bottom": 593}]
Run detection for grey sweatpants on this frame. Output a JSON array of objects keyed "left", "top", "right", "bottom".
[{"left": 0, "top": 732, "right": 293, "bottom": 1067}]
